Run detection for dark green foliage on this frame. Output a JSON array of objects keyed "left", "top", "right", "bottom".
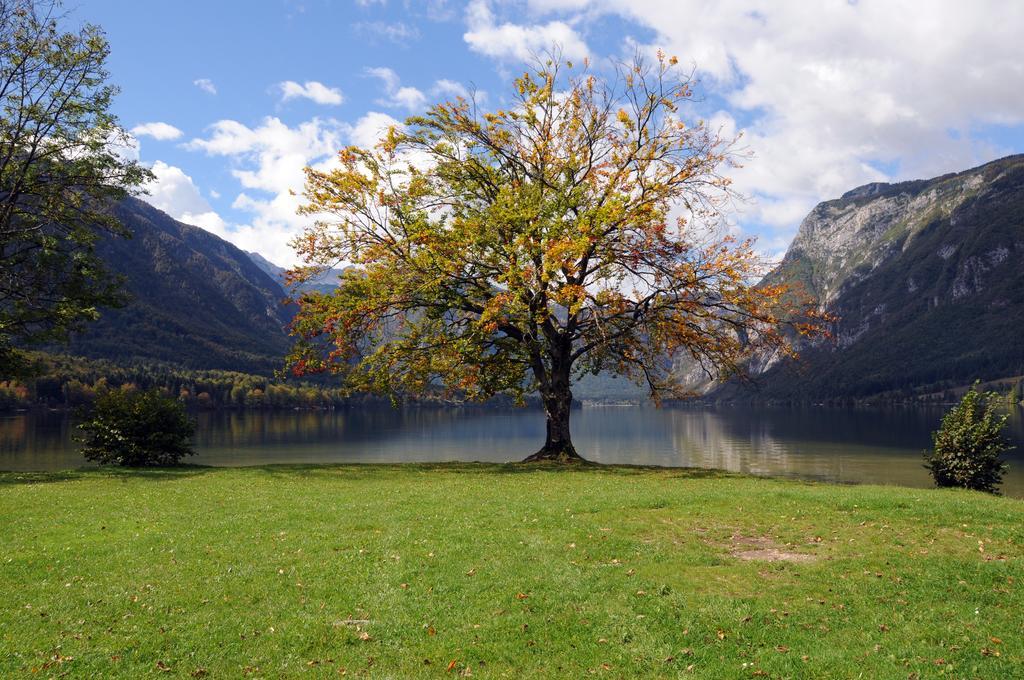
[
  {"left": 61, "top": 199, "right": 294, "bottom": 374},
  {"left": 0, "top": 1, "right": 151, "bottom": 377},
  {"left": 924, "top": 385, "right": 1012, "bottom": 493},
  {"left": 78, "top": 389, "right": 195, "bottom": 466}
]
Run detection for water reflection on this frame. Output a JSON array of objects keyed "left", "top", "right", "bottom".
[{"left": 2, "top": 405, "right": 1023, "bottom": 496}]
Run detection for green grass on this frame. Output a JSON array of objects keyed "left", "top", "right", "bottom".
[{"left": 1, "top": 464, "right": 1022, "bottom": 678}]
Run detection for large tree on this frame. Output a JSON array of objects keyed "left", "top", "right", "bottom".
[
  {"left": 287, "top": 52, "right": 823, "bottom": 462},
  {"left": 0, "top": 0, "right": 149, "bottom": 377}
]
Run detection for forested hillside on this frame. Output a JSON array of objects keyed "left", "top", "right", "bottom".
[{"left": 64, "top": 199, "right": 294, "bottom": 374}]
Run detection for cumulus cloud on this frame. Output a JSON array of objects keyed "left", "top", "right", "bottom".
[
  {"left": 193, "top": 78, "right": 217, "bottom": 95},
  {"left": 277, "top": 80, "right": 344, "bottom": 106},
  {"left": 177, "top": 113, "right": 409, "bottom": 265},
  {"left": 433, "top": 79, "right": 473, "bottom": 101},
  {"left": 348, "top": 111, "right": 403, "bottom": 150},
  {"left": 463, "top": 0, "right": 589, "bottom": 62},
  {"left": 108, "top": 131, "right": 140, "bottom": 163},
  {"left": 366, "top": 68, "right": 480, "bottom": 112},
  {"left": 469, "top": 0, "right": 1024, "bottom": 253},
  {"left": 130, "top": 122, "right": 183, "bottom": 141},
  {"left": 366, "top": 67, "right": 428, "bottom": 111},
  {"left": 145, "top": 161, "right": 210, "bottom": 216},
  {"left": 187, "top": 116, "right": 344, "bottom": 192},
  {"left": 144, "top": 161, "right": 230, "bottom": 238}
]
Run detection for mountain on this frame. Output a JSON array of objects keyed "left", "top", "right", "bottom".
[
  {"left": 246, "top": 251, "right": 345, "bottom": 295},
  {"left": 65, "top": 198, "right": 294, "bottom": 374},
  {"left": 67, "top": 152, "right": 1024, "bottom": 404},
  {"left": 733, "top": 154, "right": 1024, "bottom": 400}
]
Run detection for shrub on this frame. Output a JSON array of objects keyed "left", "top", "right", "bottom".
[
  {"left": 924, "top": 384, "right": 1012, "bottom": 493},
  {"left": 78, "top": 389, "right": 196, "bottom": 466}
]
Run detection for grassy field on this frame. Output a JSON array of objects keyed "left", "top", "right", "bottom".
[{"left": 1, "top": 464, "right": 1022, "bottom": 678}]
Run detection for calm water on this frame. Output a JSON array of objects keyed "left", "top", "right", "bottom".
[{"left": 2, "top": 405, "right": 1024, "bottom": 496}]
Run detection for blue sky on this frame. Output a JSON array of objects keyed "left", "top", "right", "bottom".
[{"left": 80, "top": 0, "right": 1024, "bottom": 265}]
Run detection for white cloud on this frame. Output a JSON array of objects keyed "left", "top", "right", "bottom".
[
  {"left": 193, "top": 78, "right": 217, "bottom": 95},
  {"left": 107, "top": 131, "right": 140, "bottom": 163},
  {"left": 432, "top": 79, "right": 471, "bottom": 101},
  {"left": 178, "top": 114, "right": 412, "bottom": 265},
  {"left": 187, "top": 116, "right": 344, "bottom": 193},
  {"left": 366, "top": 68, "right": 479, "bottom": 112},
  {"left": 143, "top": 160, "right": 234, "bottom": 242},
  {"left": 354, "top": 20, "right": 420, "bottom": 44},
  {"left": 130, "top": 122, "right": 183, "bottom": 141},
  {"left": 145, "top": 161, "right": 213, "bottom": 217},
  {"left": 277, "top": 80, "right": 344, "bottom": 106},
  {"left": 366, "top": 67, "right": 427, "bottom": 111},
  {"left": 348, "top": 111, "right": 403, "bottom": 150},
  {"left": 474, "top": 0, "right": 1024, "bottom": 252},
  {"left": 463, "top": 0, "right": 589, "bottom": 62}
]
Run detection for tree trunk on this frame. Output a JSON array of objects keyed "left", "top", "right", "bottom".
[{"left": 523, "top": 380, "right": 585, "bottom": 463}]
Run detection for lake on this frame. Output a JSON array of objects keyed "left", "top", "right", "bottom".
[{"left": 3, "top": 405, "right": 1024, "bottom": 496}]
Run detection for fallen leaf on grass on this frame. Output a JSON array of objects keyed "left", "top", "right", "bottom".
[
  {"left": 466, "top": 568, "right": 476, "bottom": 576},
  {"left": 358, "top": 631, "right": 371, "bottom": 641},
  {"left": 155, "top": 660, "right": 171, "bottom": 672},
  {"left": 515, "top": 593, "right": 529, "bottom": 600},
  {"left": 447, "top": 659, "right": 458, "bottom": 672}
]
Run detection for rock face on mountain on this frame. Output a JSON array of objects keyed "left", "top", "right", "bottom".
[
  {"left": 246, "top": 251, "right": 344, "bottom": 295},
  {"left": 66, "top": 198, "right": 293, "bottom": 374},
  {"left": 734, "top": 154, "right": 1024, "bottom": 399}
]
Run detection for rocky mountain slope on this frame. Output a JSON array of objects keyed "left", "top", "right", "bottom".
[
  {"left": 245, "top": 251, "right": 345, "bottom": 295},
  {"left": 65, "top": 198, "right": 294, "bottom": 374},
  {"left": 733, "top": 154, "right": 1024, "bottom": 399}
]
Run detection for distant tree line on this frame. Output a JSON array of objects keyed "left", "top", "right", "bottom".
[{"left": 0, "top": 353, "right": 353, "bottom": 411}]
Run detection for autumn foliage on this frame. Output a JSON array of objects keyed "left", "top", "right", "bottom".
[{"left": 287, "top": 51, "right": 824, "bottom": 461}]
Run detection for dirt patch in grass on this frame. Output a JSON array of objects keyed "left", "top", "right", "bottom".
[{"left": 729, "top": 534, "right": 817, "bottom": 563}]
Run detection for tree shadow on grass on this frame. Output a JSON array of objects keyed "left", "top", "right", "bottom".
[
  {"left": 247, "top": 460, "right": 743, "bottom": 482},
  {"left": 0, "top": 461, "right": 745, "bottom": 487},
  {"left": 0, "top": 464, "right": 216, "bottom": 486}
]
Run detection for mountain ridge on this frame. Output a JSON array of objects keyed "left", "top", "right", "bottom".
[
  {"left": 723, "top": 153, "right": 1024, "bottom": 400},
  {"left": 64, "top": 198, "right": 294, "bottom": 375}
]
